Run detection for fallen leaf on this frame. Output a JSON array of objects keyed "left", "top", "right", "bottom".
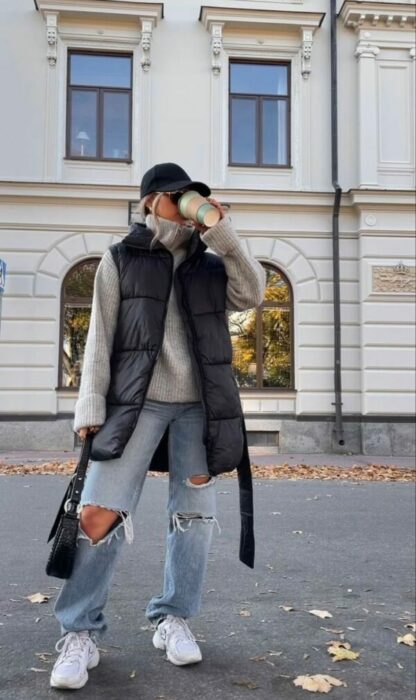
[
  {"left": 239, "top": 610, "right": 252, "bottom": 617},
  {"left": 29, "top": 667, "right": 48, "bottom": 673},
  {"left": 405, "top": 623, "right": 416, "bottom": 632},
  {"left": 26, "top": 593, "right": 51, "bottom": 604},
  {"left": 293, "top": 673, "right": 347, "bottom": 692},
  {"left": 309, "top": 609, "right": 333, "bottom": 619},
  {"left": 327, "top": 640, "right": 360, "bottom": 661},
  {"left": 280, "top": 605, "right": 294, "bottom": 612},
  {"left": 130, "top": 670, "right": 136, "bottom": 678},
  {"left": 397, "top": 633, "right": 415, "bottom": 647}
]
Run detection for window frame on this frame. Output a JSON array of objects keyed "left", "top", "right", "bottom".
[
  {"left": 65, "top": 49, "right": 133, "bottom": 164},
  {"left": 228, "top": 58, "right": 291, "bottom": 169},
  {"left": 230, "top": 262, "right": 295, "bottom": 391},
  {"left": 58, "top": 256, "right": 101, "bottom": 391}
]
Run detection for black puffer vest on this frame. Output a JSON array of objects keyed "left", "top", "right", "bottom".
[{"left": 90, "top": 221, "right": 255, "bottom": 568}]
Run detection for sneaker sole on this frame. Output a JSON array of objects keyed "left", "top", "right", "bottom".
[
  {"left": 152, "top": 630, "right": 202, "bottom": 665},
  {"left": 50, "top": 649, "right": 100, "bottom": 689}
]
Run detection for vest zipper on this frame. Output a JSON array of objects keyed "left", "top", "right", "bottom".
[{"left": 175, "top": 261, "right": 210, "bottom": 447}]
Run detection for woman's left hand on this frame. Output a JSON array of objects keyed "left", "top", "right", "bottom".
[{"left": 193, "top": 197, "right": 227, "bottom": 233}]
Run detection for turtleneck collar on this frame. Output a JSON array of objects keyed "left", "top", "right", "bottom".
[{"left": 145, "top": 213, "right": 195, "bottom": 252}]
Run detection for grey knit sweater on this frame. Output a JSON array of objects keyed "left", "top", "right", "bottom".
[{"left": 73, "top": 212, "right": 266, "bottom": 433}]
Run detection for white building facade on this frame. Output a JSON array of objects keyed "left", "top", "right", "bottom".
[{"left": 0, "top": 0, "right": 415, "bottom": 454}]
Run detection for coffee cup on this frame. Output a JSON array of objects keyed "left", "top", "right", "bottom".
[{"left": 177, "top": 190, "right": 221, "bottom": 228}]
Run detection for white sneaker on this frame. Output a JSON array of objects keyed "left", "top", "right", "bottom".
[
  {"left": 152, "top": 615, "right": 202, "bottom": 665},
  {"left": 50, "top": 630, "right": 100, "bottom": 689}
]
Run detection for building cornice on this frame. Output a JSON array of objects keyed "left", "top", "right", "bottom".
[
  {"left": 0, "top": 181, "right": 414, "bottom": 210},
  {"left": 338, "top": 1, "right": 415, "bottom": 30},
  {"left": 34, "top": 0, "right": 164, "bottom": 20}
]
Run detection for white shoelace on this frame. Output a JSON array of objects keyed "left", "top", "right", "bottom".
[
  {"left": 163, "top": 616, "right": 197, "bottom": 644},
  {"left": 55, "top": 631, "right": 91, "bottom": 662}
]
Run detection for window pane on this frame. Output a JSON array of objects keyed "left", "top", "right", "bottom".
[
  {"left": 70, "top": 53, "right": 131, "bottom": 88},
  {"left": 262, "top": 100, "right": 288, "bottom": 165},
  {"left": 262, "top": 308, "right": 291, "bottom": 388},
  {"left": 62, "top": 306, "right": 92, "bottom": 388},
  {"left": 62, "top": 261, "right": 99, "bottom": 388},
  {"left": 229, "top": 309, "right": 257, "bottom": 387},
  {"left": 231, "top": 97, "right": 257, "bottom": 164},
  {"left": 103, "top": 92, "right": 130, "bottom": 159},
  {"left": 64, "top": 260, "right": 98, "bottom": 300},
  {"left": 264, "top": 268, "right": 290, "bottom": 303},
  {"left": 70, "top": 90, "right": 97, "bottom": 157},
  {"left": 230, "top": 63, "right": 287, "bottom": 96}
]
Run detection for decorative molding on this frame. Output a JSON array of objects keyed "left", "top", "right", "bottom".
[
  {"left": 35, "top": 1, "right": 163, "bottom": 67},
  {"left": 372, "top": 264, "right": 416, "bottom": 294},
  {"left": 45, "top": 12, "right": 58, "bottom": 67},
  {"left": 301, "top": 27, "right": 313, "bottom": 79},
  {"left": 354, "top": 40, "right": 380, "bottom": 59},
  {"left": 211, "top": 22, "right": 224, "bottom": 75},
  {"left": 35, "top": 0, "right": 164, "bottom": 22},
  {"left": 200, "top": 6, "right": 324, "bottom": 78},
  {"left": 339, "top": 1, "right": 416, "bottom": 30},
  {"left": 140, "top": 18, "right": 153, "bottom": 71}
]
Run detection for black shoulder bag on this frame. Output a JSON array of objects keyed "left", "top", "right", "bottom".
[{"left": 45, "top": 432, "right": 93, "bottom": 579}]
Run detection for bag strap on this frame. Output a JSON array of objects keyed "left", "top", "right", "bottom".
[{"left": 63, "top": 432, "right": 94, "bottom": 516}]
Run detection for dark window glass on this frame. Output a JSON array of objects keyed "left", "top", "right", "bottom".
[
  {"left": 229, "top": 265, "right": 293, "bottom": 389},
  {"left": 70, "top": 90, "right": 98, "bottom": 157},
  {"left": 262, "top": 99, "right": 287, "bottom": 166},
  {"left": 229, "top": 61, "right": 290, "bottom": 167},
  {"left": 102, "top": 92, "right": 130, "bottom": 159},
  {"left": 61, "top": 259, "right": 99, "bottom": 389},
  {"left": 230, "top": 63, "right": 287, "bottom": 96},
  {"left": 67, "top": 51, "right": 132, "bottom": 162},
  {"left": 70, "top": 53, "right": 131, "bottom": 88},
  {"left": 230, "top": 98, "right": 257, "bottom": 164}
]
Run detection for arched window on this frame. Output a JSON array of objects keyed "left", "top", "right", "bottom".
[
  {"left": 229, "top": 263, "right": 294, "bottom": 390},
  {"left": 59, "top": 258, "right": 100, "bottom": 389}
]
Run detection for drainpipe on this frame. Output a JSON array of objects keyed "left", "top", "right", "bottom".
[{"left": 330, "top": 0, "right": 345, "bottom": 445}]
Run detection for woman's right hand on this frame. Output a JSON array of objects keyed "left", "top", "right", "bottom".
[{"left": 78, "top": 426, "right": 101, "bottom": 440}]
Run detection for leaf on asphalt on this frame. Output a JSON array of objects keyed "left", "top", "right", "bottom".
[
  {"left": 309, "top": 609, "right": 333, "bottom": 619},
  {"left": 26, "top": 592, "right": 51, "bottom": 604},
  {"left": 293, "top": 674, "right": 347, "bottom": 692},
  {"left": 129, "top": 669, "right": 136, "bottom": 678},
  {"left": 405, "top": 622, "right": 416, "bottom": 632},
  {"left": 34, "top": 652, "right": 53, "bottom": 663},
  {"left": 29, "top": 667, "right": 49, "bottom": 673},
  {"left": 239, "top": 610, "right": 252, "bottom": 617},
  {"left": 321, "top": 627, "right": 344, "bottom": 634},
  {"left": 279, "top": 605, "right": 295, "bottom": 612},
  {"left": 397, "top": 633, "right": 415, "bottom": 647},
  {"left": 232, "top": 678, "right": 259, "bottom": 689},
  {"left": 327, "top": 640, "right": 360, "bottom": 661},
  {"left": 249, "top": 654, "right": 268, "bottom": 662}
]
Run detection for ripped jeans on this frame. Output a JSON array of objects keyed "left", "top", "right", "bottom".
[{"left": 53, "top": 398, "right": 220, "bottom": 642}]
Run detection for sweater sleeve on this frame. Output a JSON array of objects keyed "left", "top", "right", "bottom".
[
  {"left": 73, "top": 249, "right": 120, "bottom": 433},
  {"left": 200, "top": 215, "right": 266, "bottom": 311}
]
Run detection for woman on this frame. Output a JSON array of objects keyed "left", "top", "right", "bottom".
[{"left": 50, "top": 162, "right": 266, "bottom": 690}]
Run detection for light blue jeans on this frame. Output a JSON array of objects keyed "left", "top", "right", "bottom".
[{"left": 53, "top": 398, "right": 221, "bottom": 643}]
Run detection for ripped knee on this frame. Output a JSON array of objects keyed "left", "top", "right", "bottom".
[
  {"left": 171, "top": 512, "right": 221, "bottom": 535},
  {"left": 185, "top": 474, "right": 216, "bottom": 488},
  {"left": 78, "top": 504, "right": 134, "bottom": 546}
]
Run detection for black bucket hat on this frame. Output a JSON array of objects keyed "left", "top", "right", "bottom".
[{"left": 140, "top": 162, "right": 211, "bottom": 199}]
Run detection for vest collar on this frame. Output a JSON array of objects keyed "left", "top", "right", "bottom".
[{"left": 123, "top": 221, "right": 207, "bottom": 260}]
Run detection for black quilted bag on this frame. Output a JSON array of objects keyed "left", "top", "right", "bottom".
[{"left": 45, "top": 432, "right": 93, "bottom": 579}]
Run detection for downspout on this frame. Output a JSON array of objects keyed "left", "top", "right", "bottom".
[{"left": 330, "top": 0, "right": 345, "bottom": 445}]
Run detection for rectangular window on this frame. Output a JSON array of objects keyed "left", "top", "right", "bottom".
[
  {"left": 66, "top": 50, "right": 132, "bottom": 162},
  {"left": 229, "top": 60, "right": 290, "bottom": 167}
]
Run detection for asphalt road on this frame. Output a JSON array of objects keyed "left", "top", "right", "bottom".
[{"left": 0, "top": 474, "right": 415, "bottom": 699}]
